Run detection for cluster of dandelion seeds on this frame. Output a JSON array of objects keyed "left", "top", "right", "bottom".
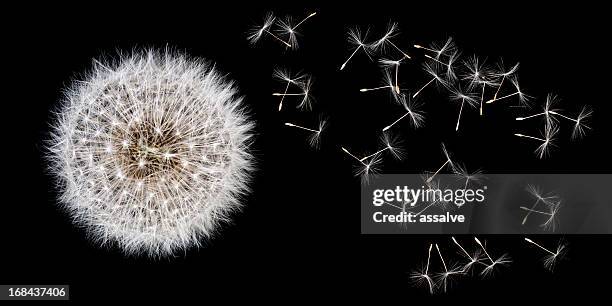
[{"left": 46, "top": 49, "right": 254, "bottom": 257}]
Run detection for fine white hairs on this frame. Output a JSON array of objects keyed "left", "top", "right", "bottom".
[{"left": 47, "top": 49, "right": 254, "bottom": 257}]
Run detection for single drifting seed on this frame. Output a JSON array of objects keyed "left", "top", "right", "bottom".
[
  {"left": 341, "top": 147, "right": 366, "bottom": 166},
  {"left": 492, "top": 61, "right": 519, "bottom": 101},
  {"left": 382, "top": 95, "right": 424, "bottom": 131},
  {"left": 410, "top": 244, "right": 435, "bottom": 295},
  {"left": 359, "top": 133, "right": 404, "bottom": 162},
  {"left": 340, "top": 27, "right": 372, "bottom": 71},
  {"left": 248, "top": 13, "right": 292, "bottom": 47},
  {"left": 413, "top": 63, "right": 447, "bottom": 98},
  {"left": 414, "top": 37, "right": 456, "bottom": 59},
  {"left": 521, "top": 184, "right": 558, "bottom": 225},
  {"left": 524, "top": 238, "right": 567, "bottom": 271},
  {"left": 474, "top": 237, "right": 493, "bottom": 264},
  {"left": 426, "top": 144, "right": 454, "bottom": 183},
  {"left": 285, "top": 118, "right": 326, "bottom": 149},
  {"left": 452, "top": 237, "right": 481, "bottom": 272},
  {"left": 371, "top": 22, "right": 411, "bottom": 59}
]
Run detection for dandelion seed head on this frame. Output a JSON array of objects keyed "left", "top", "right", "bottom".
[{"left": 47, "top": 49, "right": 254, "bottom": 257}]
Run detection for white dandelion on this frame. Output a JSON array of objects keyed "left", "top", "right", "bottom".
[
  {"left": 46, "top": 49, "right": 254, "bottom": 257},
  {"left": 284, "top": 117, "right": 327, "bottom": 149},
  {"left": 340, "top": 27, "right": 373, "bottom": 70},
  {"left": 524, "top": 238, "right": 568, "bottom": 271},
  {"left": 248, "top": 12, "right": 292, "bottom": 47}
]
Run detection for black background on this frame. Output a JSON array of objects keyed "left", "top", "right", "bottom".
[{"left": 4, "top": 1, "right": 612, "bottom": 302}]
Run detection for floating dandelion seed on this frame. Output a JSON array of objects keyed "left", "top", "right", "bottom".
[
  {"left": 370, "top": 22, "right": 411, "bottom": 59},
  {"left": 514, "top": 122, "right": 558, "bottom": 159},
  {"left": 360, "top": 70, "right": 401, "bottom": 102},
  {"left": 461, "top": 55, "right": 496, "bottom": 115},
  {"left": 424, "top": 50, "right": 459, "bottom": 81},
  {"left": 426, "top": 143, "right": 454, "bottom": 183},
  {"left": 340, "top": 27, "right": 373, "bottom": 70},
  {"left": 410, "top": 244, "right": 436, "bottom": 295},
  {"left": 486, "top": 75, "right": 530, "bottom": 106},
  {"left": 451, "top": 237, "right": 482, "bottom": 273},
  {"left": 414, "top": 37, "right": 456, "bottom": 60},
  {"left": 359, "top": 132, "right": 405, "bottom": 162},
  {"left": 380, "top": 57, "right": 405, "bottom": 94},
  {"left": 382, "top": 94, "right": 425, "bottom": 131},
  {"left": 516, "top": 93, "right": 560, "bottom": 129},
  {"left": 248, "top": 12, "right": 292, "bottom": 47},
  {"left": 341, "top": 146, "right": 382, "bottom": 183},
  {"left": 272, "top": 68, "right": 304, "bottom": 111},
  {"left": 273, "top": 76, "right": 313, "bottom": 111},
  {"left": 284, "top": 117, "right": 327, "bottom": 149},
  {"left": 434, "top": 244, "right": 464, "bottom": 293},
  {"left": 46, "top": 50, "right": 254, "bottom": 257},
  {"left": 449, "top": 86, "right": 478, "bottom": 132},
  {"left": 452, "top": 163, "right": 485, "bottom": 191},
  {"left": 520, "top": 201, "right": 561, "bottom": 232},
  {"left": 413, "top": 63, "right": 449, "bottom": 98},
  {"left": 276, "top": 12, "right": 317, "bottom": 49},
  {"left": 491, "top": 60, "right": 519, "bottom": 101},
  {"left": 524, "top": 238, "right": 567, "bottom": 271},
  {"left": 548, "top": 106, "right": 593, "bottom": 140},
  {"left": 521, "top": 184, "right": 560, "bottom": 225},
  {"left": 474, "top": 237, "right": 512, "bottom": 277}
]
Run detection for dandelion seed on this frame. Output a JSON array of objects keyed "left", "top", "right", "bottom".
[
  {"left": 382, "top": 95, "right": 425, "bottom": 131},
  {"left": 452, "top": 163, "right": 485, "bottom": 191},
  {"left": 451, "top": 237, "right": 482, "bottom": 273},
  {"left": 410, "top": 244, "right": 436, "bottom": 295},
  {"left": 370, "top": 22, "right": 411, "bottom": 59},
  {"left": 486, "top": 75, "right": 530, "bottom": 106},
  {"left": 424, "top": 50, "right": 459, "bottom": 81},
  {"left": 520, "top": 201, "right": 561, "bottom": 232},
  {"left": 380, "top": 57, "right": 405, "bottom": 94},
  {"left": 516, "top": 94, "right": 560, "bottom": 129},
  {"left": 474, "top": 237, "right": 512, "bottom": 277},
  {"left": 340, "top": 27, "right": 373, "bottom": 70},
  {"left": 360, "top": 70, "right": 400, "bottom": 102},
  {"left": 296, "top": 77, "right": 314, "bottom": 111},
  {"left": 359, "top": 132, "right": 404, "bottom": 162},
  {"left": 248, "top": 12, "right": 292, "bottom": 47},
  {"left": 449, "top": 86, "right": 478, "bottom": 132},
  {"left": 434, "top": 244, "right": 464, "bottom": 293},
  {"left": 514, "top": 122, "right": 558, "bottom": 159},
  {"left": 548, "top": 106, "right": 592, "bottom": 140},
  {"left": 273, "top": 68, "right": 304, "bottom": 111},
  {"left": 276, "top": 12, "right": 317, "bottom": 49},
  {"left": 491, "top": 60, "right": 519, "bottom": 101},
  {"left": 413, "top": 63, "right": 448, "bottom": 98},
  {"left": 521, "top": 184, "right": 559, "bottom": 225},
  {"left": 426, "top": 143, "right": 454, "bottom": 183},
  {"left": 341, "top": 146, "right": 382, "bottom": 184},
  {"left": 524, "top": 238, "right": 567, "bottom": 271},
  {"left": 414, "top": 37, "right": 456, "bottom": 60},
  {"left": 284, "top": 117, "right": 327, "bottom": 149},
  {"left": 461, "top": 55, "right": 496, "bottom": 115}
]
